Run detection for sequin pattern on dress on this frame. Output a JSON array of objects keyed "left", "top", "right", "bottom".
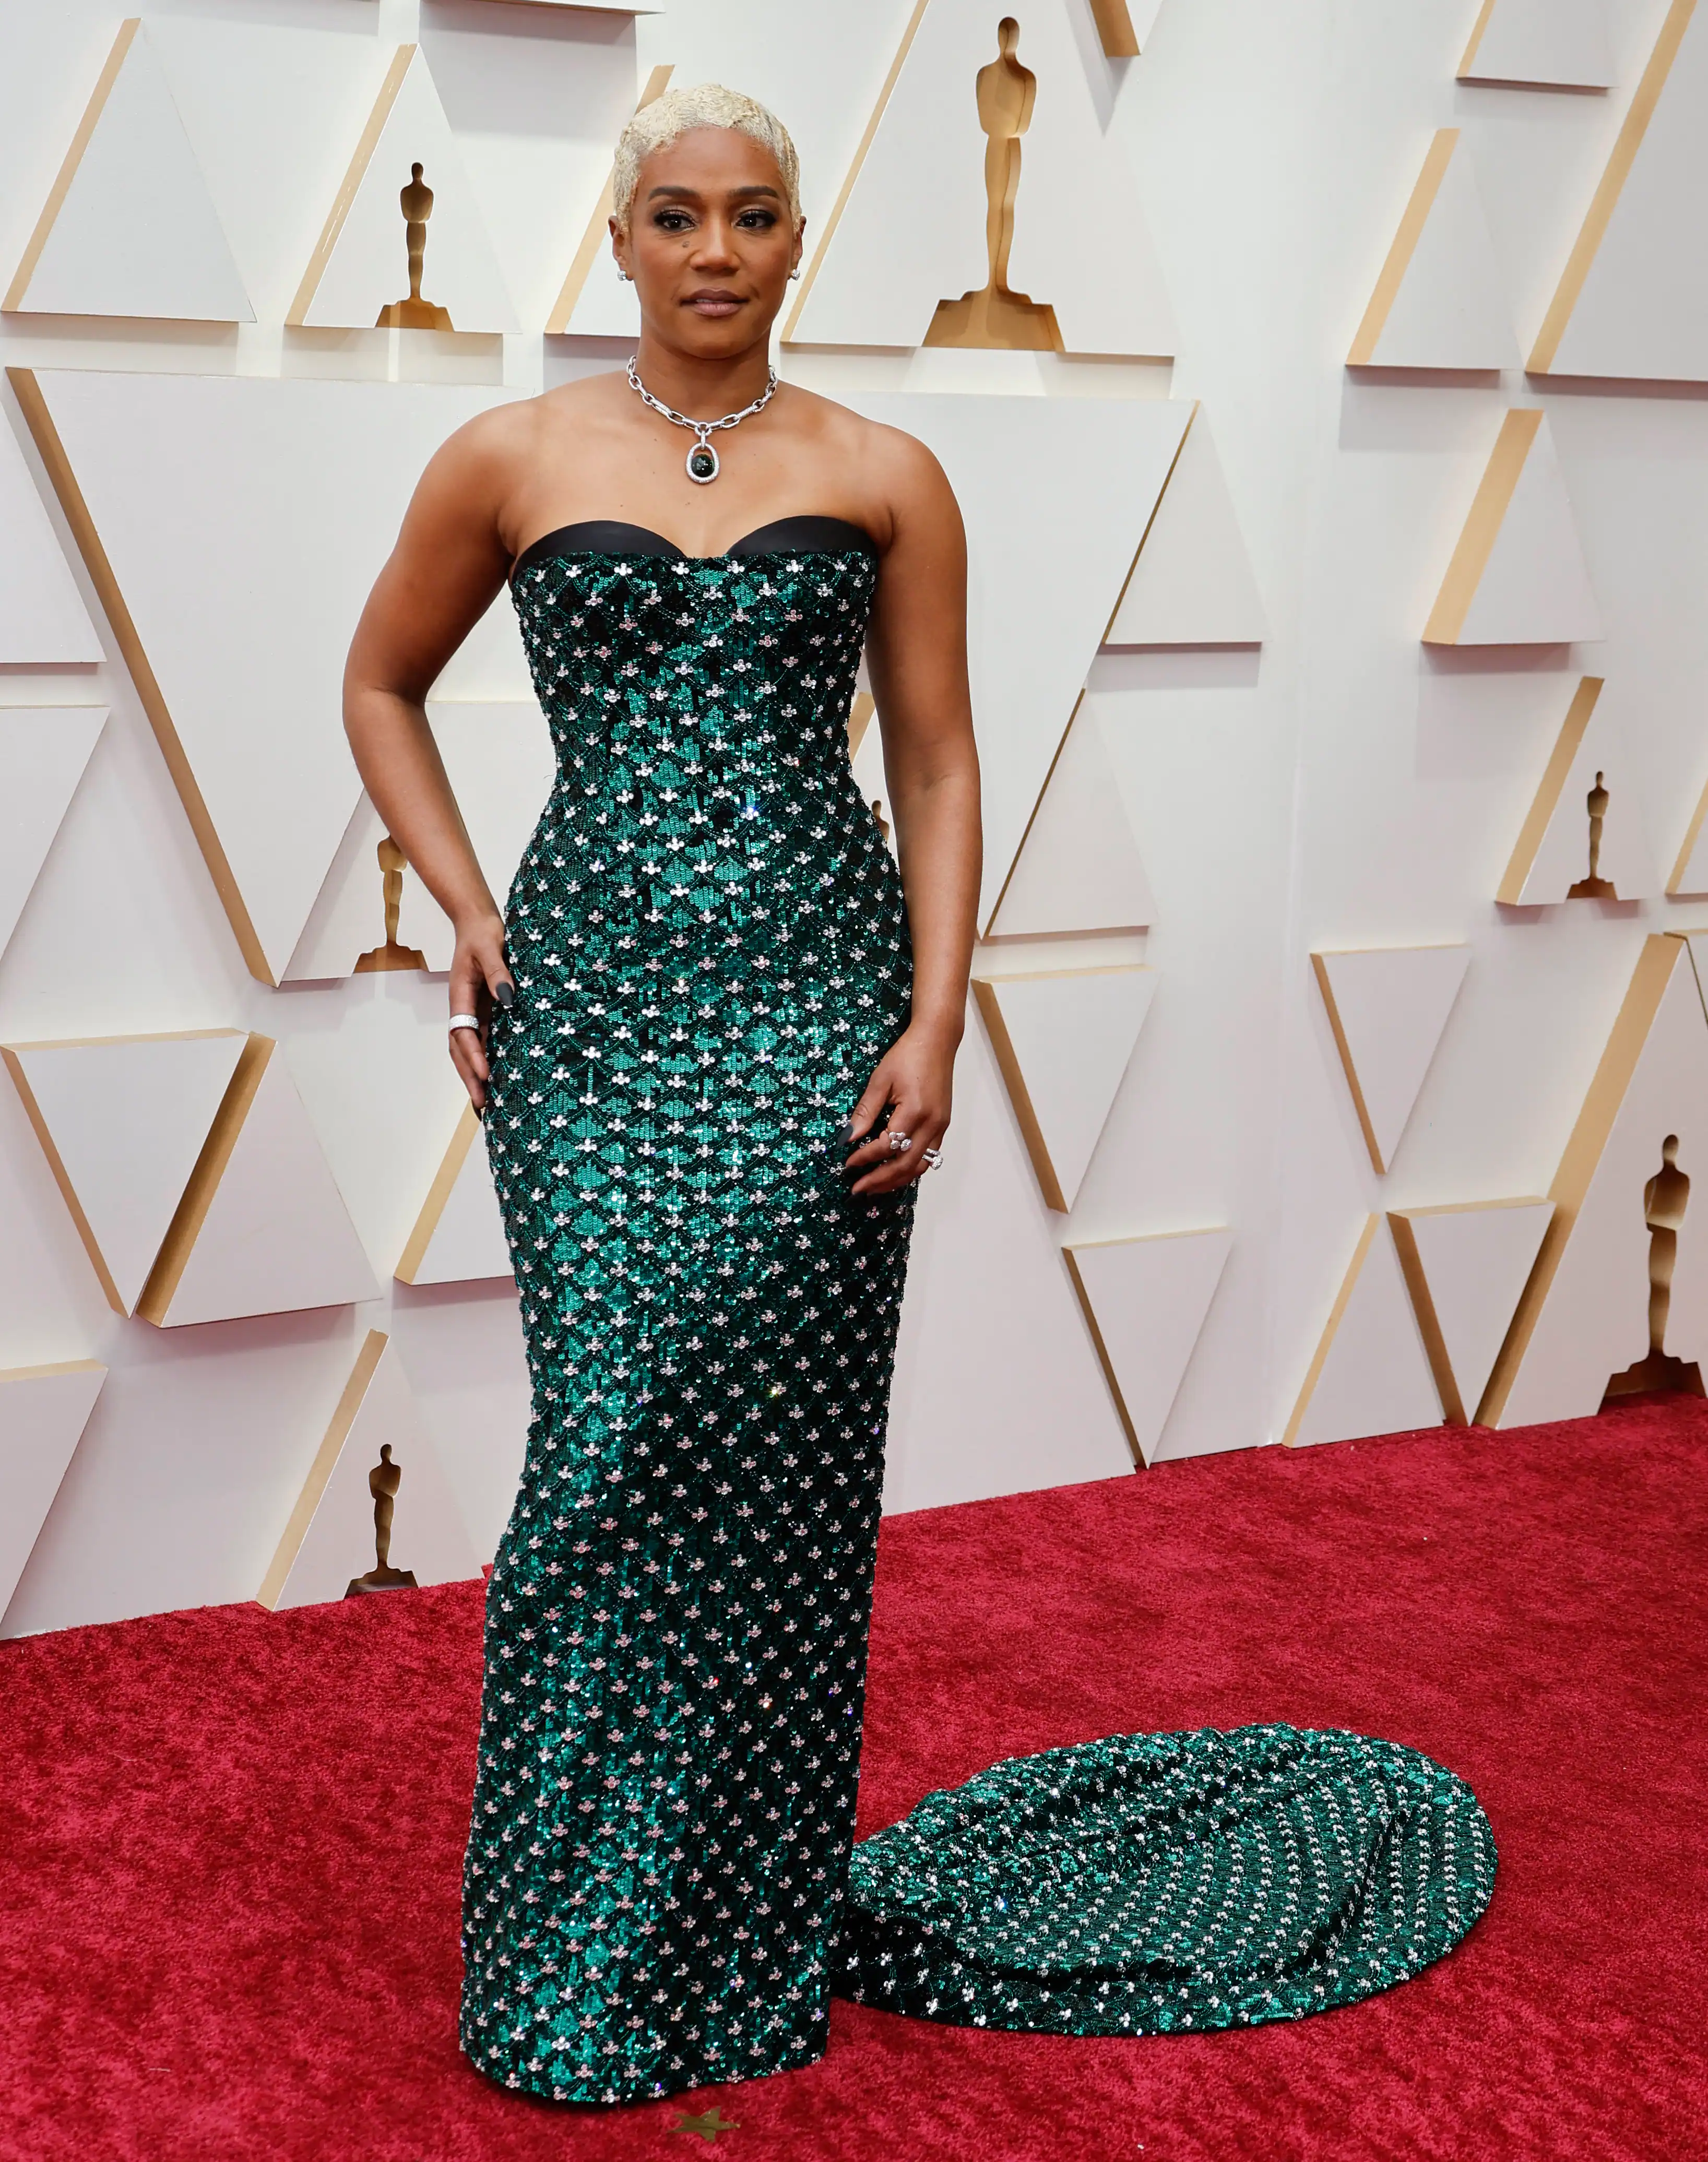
[{"left": 460, "top": 542, "right": 915, "bottom": 2105}]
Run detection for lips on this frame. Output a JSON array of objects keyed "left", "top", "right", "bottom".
[{"left": 683, "top": 291, "right": 744, "bottom": 316}]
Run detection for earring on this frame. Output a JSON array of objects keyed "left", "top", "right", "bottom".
[
  {"left": 617, "top": 269, "right": 633, "bottom": 283},
  {"left": 789, "top": 266, "right": 802, "bottom": 282}
]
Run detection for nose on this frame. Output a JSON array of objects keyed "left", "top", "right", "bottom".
[{"left": 687, "top": 217, "right": 741, "bottom": 272}]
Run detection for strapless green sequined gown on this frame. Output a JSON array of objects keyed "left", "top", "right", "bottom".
[
  {"left": 460, "top": 518, "right": 1498, "bottom": 2109},
  {"left": 462, "top": 518, "right": 916, "bottom": 2104}
]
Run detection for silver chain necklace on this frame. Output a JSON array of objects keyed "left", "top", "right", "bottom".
[{"left": 626, "top": 354, "right": 779, "bottom": 484}]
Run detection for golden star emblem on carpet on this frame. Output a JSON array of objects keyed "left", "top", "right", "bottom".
[{"left": 669, "top": 2104, "right": 739, "bottom": 2140}]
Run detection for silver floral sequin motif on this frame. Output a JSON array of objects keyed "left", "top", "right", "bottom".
[
  {"left": 461, "top": 545, "right": 915, "bottom": 2105},
  {"left": 836, "top": 1723, "right": 1497, "bottom": 2032}
]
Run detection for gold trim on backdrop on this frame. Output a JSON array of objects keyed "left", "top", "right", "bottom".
[
  {"left": 396, "top": 1102, "right": 480, "bottom": 1282},
  {"left": 545, "top": 63, "right": 673, "bottom": 335},
  {"left": 1282, "top": 1214, "right": 1379, "bottom": 1447},
  {"left": 1, "top": 1044, "right": 124, "bottom": 1313},
  {"left": 0, "top": 1028, "right": 245, "bottom": 1316},
  {"left": 1667, "top": 768, "right": 1708, "bottom": 892},
  {"left": 971, "top": 974, "right": 1066, "bottom": 1210},
  {"left": 1457, "top": 0, "right": 1499, "bottom": 78},
  {"left": 1061, "top": 1243, "right": 1143, "bottom": 1466},
  {"left": 781, "top": 0, "right": 932, "bottom": 342},
  {"left": 135, "top": 1033, "right": 272, "bottom": 1325},
  {"left": 983, "top": 688, "right": 1084, "bottom": 937},
  {"left": 257, "top": 1328, "right": 388, "bottom": 1611},
  {"left": 1347, "top": 129, "right": 1459, "bottom": 367},
  {"left": 1528, "top": 0, "right": 1698, "bottom": 373},
  {"left": 1421, "top": 407, "right": 1542, "bottom": 645},
  {"left": 1098, "top": 400, "right": 1197, "bottom": 645},
  {"left": 1087, "top": 0, "right": 1142, "bottom": 60},
  {"left": 1477, "top": 933, "right": 1683, "bottom": 1423},
  {"left": 1386, "top": 1210, "right": 1466, "bottom": 1424},
  {"left": 4, "top": 19, "right": 141, "bottom": 313},
  {"left": 287, "top": 43, "right": 414, "bottom": 328},
  {"left": 0, "top": 1357, "right": 106, "bottom": 1385},
  {"left": 7, "top": 367, "right": 274, "bottom": 983},
  {"left": 1497, "top": 674, "right": 1605, "bottom": 903}
]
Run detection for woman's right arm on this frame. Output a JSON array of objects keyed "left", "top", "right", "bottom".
[{"left": 343, "top": 410, "right": 523, "bottom": 1110}]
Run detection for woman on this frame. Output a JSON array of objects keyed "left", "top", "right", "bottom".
[{"left": 344, "top": 85, "right": 980, "bottom": 2104}]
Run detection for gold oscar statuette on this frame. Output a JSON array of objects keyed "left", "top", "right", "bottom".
[
  {"left": 1602, "top": 1134, "right": 1706, "bottom": 1404},
  {"left": 923, "top": 18, "right": 1063, "bottom": 353},
  {"left": 1567, "top": 770, "right": 1617, "bottom": 900},
  {"left": 345, "top": 1443, "right": 421, "bottom": 1596},
  {"left": 354, "top": 835, "right": 428, "bottom": 974},
  {"left": 376, "top": 162, "right": 454, "bottom": 331}
]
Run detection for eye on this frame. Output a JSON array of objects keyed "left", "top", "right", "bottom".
[
  {"left": 651, "top": 208, "right": 694, "bottom": 233},
  {"left": 736, "top": 208, "right": 778, "bottom": 230}
]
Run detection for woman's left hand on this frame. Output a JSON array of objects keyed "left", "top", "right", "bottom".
[{"left": 844, "top": 1025, "right": 957, "bottom": 1195}]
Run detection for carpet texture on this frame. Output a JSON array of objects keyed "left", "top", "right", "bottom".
[{"left": 3, "top": 1400, "right": 1704, "bottom": 2161}]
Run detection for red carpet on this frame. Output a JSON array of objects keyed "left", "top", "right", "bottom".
[{"left": 3, "top": 1402, "right": 1704, "bottom": 2162}]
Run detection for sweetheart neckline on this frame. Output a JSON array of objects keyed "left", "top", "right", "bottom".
[{"left": 510, "top": 514, "right": 877, "bottom": 583}]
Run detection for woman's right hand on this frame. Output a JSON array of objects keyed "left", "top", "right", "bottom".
[{"left": 449, "top": 913, "right": 515, "bottom": 1112}]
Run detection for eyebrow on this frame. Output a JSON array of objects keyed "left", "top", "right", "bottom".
[{"left": 645, "top": 183, "right": 782, "bottom": 202}]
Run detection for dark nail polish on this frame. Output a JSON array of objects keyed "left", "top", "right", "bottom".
[
  {"left": 834, "top": 1118, "right": 854, "bottom": 1149},
  {"left": 495, "top": 980, "right": 515, "bottom": 1010}
]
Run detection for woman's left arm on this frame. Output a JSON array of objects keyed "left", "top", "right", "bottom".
[{"left": 844, "top": 432, "right": 982, "bottom": 1195}]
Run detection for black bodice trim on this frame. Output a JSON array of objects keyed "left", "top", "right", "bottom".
[{"left": 511, "top": 515, "right": 877, "bottom": 584}]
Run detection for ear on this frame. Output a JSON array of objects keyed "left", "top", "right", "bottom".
[{"left": 609, "top": 215, "right": 631, "bottom": 278}]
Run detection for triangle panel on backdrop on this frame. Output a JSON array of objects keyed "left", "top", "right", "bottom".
[
  {"left": 989, "top": 698, "right": 1155, "bottom": 936},
  {"left": 136, "top": 1036, "right": 379, "bottom": 1328},
  {"left": 13, "top": 370, "right": 519, "bottom": 984},
  {"left": 0, "top": 1361, "right": 106, "bottom": 1619},
  {"left": 786, "top": 0, "right": 1175, "bottom": 357},
  {"left": 1531, "top": 0, "right": 1707, "bottom": 377},
  {"left": 1, "top": 1029, "right": 246, "bottom": 1315},
  {"left": 1498, "top": 675, "right": 1658, "bottom": 902},
  {"left": 4, "top": 18, "right": 252, "bottom": 324},
  {"left": 1104, "top": 406, "right": 1266, "bottom": 647},
  {"left": 0, "top": 708, "right": 106, "bottom": 965},
  {"left": 1485, "top": 934, "right": 1708, "bottom": 1425},
  {"left": 841, "top": 393, "right": 1190, "bottom": 924},
  {"left": 973, "top": 965, "right": 1157, "bottom": 1212},
  {"left": 0, "top": 424, "right": 103, "bottom": 664},
  {"left": 396, "top": 1105, "right": 513, "bottom": 1286},
  {"left": 1284, "top": 1216, "right": 1444, "bottom": 1447},
  {"left": 259, "top": 1331, "right": 479, "bottom": 1610},
  {"left": 1311, "top": 945, "right": 1469, "bottom": 1174},
  {"left": 1460, "top": 0, "right": 1614, "bottom": 88},
  {"left": 289, "top": 44, "right": 516, "bottom": 333},
  {"left": 1389, "top": 1199, "right": 1553, "bottom": 1424},
  {"left": 1063, "top": 1227, "right": 1231, "bottom": 1464},
  {"left": 1423, "top": 410, "right": 1603, "bottom": 646},
  {"left": 1347, "top": 130, "right": 1518, "bottom": 372}
]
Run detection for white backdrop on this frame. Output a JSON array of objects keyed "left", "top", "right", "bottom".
[{"left": 5, "top": 0, "right": 1708, "bottom": 1637}]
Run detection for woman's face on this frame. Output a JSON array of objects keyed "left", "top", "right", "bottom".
[{"left": 615, "top": 125, "right": 802, "bottom": 357}]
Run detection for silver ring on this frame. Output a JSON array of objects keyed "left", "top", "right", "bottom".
[
  {"left": 920, "top": 1146, "right": 943, "bottom": 1170},
  {"left": 448, "top": 1013, "right": 481, "bottom": 1034},
  {"left": 887, "top": 1130, "right": 912, "bottom": 1153}
]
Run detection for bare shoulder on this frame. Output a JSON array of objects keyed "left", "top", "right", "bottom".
[
  {"left": 784, "top": 383, "right": 961, "bottom": 543},
  {"left": 429, "top": 371, "right": 624, "bottom": 479}
]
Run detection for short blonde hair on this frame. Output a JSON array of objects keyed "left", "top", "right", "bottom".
[{"left": 611, "top": 84, "right": 801, "bottom": 235}]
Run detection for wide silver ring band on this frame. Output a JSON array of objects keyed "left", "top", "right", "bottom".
[{"left": 448, "top": 1013, "right": 482, "bottom": 1034}]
